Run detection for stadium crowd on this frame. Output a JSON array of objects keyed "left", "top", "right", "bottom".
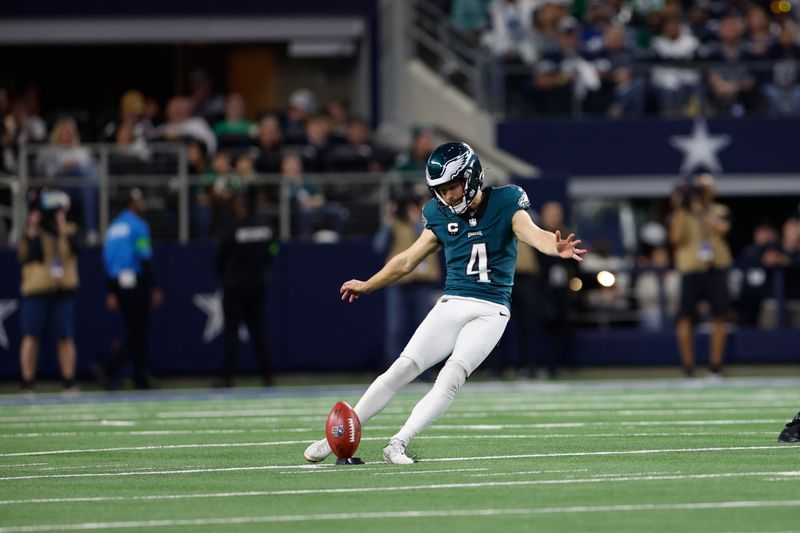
[{"left": 446, "top": 0, "right": 800, "bottom": 116}]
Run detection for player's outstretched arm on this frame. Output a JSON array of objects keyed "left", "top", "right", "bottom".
[
  {"left": 340, "top": 229, "right": 441, "bottom": 303},
  {"left": 511, "top": 210, "right": 586, "bottom": 262}
]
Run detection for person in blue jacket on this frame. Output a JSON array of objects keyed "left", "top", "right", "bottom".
[{"left": 94, "top": 188, "right": 163, "bottom": 389}]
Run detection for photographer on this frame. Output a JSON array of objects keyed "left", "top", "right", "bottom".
[
  {"left": 17, "top": 189, "right": 80, "bottom": 392},
  {"left": 669, "top": 173, "right": 733, "bottom": 377}
]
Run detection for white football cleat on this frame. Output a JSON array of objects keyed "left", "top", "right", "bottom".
[
  {"left": 383, "top": 438, "right": 414, "bottom": 464},
  {"left": 303, "top": 438, "right": 332, "bottom": 463}
]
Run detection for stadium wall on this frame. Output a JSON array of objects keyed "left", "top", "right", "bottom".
[{"left": 0, "top": 242, "right": 797, "bottom": 381}]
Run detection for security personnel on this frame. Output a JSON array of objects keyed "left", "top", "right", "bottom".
[
  {"left": 97, "top": 188, "right": 162, "bottom": 389},
  {"left": 215, "top": 193, "right": 278, "bottom": 387}
]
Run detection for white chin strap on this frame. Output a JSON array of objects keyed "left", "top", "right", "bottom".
[{"left": 435, "top": 190, "right": 469, "bottom": 215}]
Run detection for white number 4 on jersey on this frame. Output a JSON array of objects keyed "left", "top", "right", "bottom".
[{"left": 467, "top": 243, "right": 491, "bottom": 283}]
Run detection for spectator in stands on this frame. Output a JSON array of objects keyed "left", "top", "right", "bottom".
[
  {"left": 372, "top": 196, "right": 441, "bottom": 366},
  {"left": 592, "top": 24, "right": 646, "bottom": 116},
  {"left": 763, "top": 21, "right": 800, "bottom": 115},
  {"left": 188, "top": 69, "right": 225, "bottom": 123},
  {"left": 688, "top": 0, "right": 715, "bottom": 44},
  {"left": 254, "top": 114, "right": 284, "bottom": 173},
  {"left": 2, "top": 99, "right": 48, "bottom": 173},
  {"left": 206, "top": 151, "right": 239, "bottom": 236},
  {"left": 35, "top": 117, "right": 100, "bottom": 244},
  {"left": 451, "top": 0, "right": 490, "bottom": 42},
  {"left": 324, "top": 99, "right": 351, "bottom": 144},
  {"left": 326, "top": 118, "right": 383, "bottom": 172},
  {"left": 102, "top": 90, "right": 153, "bottom": 144},
  {"left": 284, "top": 88, "right": 317, "bottom": 145},
  {"left": 153, "top": 96, "right": 217, "bottom": 156},
  {"left": 17, "top": 188, "right": 79, "bottom": 393},
  {"left": 187, "top": 139, "right": 212, "bottom": 238},
  {"left": 528, "top": 0, "right": 562, "bottom": 60},
  {"left": 533, "top": 16, "right": 602, "bottom": 115},
  {"left": 215, "top": 193, "right": 278, "bottom": 387},
  {"left": 781, "top": 215, "right": 800, "bottom": 305},
  {"left": 95, "top": 188, "right": 163, "bottom": 390},
  {"left": 534, "top": 201, "right": 575, "bottom": 377},
  {"left": 734, "top": 222, "right": 784, "bottom": 326},
  {"left": 634, "top": 246, "right": 680, "bottom": 330},
  {"left": 581, "top": 0, "right": 614, "bottom": 51},
  {"left": 104, "top": 91, "right": 153, "bottom": 172},
  {"left": 649, "top": 14, "right": 701, "bottom": 117},
  {"left": 703, "top": 12, "right": 758, "bottom": 116},
  {"left": 213, "top": 93, "right": 255, "bottom": 136},
  {"left": 669, "top": 172, "right": 732, "bottom": 377},
  {"left": 482, "top": 0, "right": 538, "bottom": 111},
  {"left": 300, "top": 115, "right": 332, "bottom": 172},
  {"left": 282, "top": 153, "right": 348, "bottom": 240},
  {"left": 743, "top": 4, "right": 775, "bottom": 59},
  {"left": 393, "top": 127, "right": 436, "bottom": 197}
]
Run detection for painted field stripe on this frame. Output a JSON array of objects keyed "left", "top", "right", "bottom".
[
  {"left": 0, "top": 446, "right": 795, "bottom": 481},
  {"left": 0, "top": 474, "right": 797, "bottom": 506},
  {"left": 0, "top": 432, "right": 780, "bottom": 460},
  {"left": 1, "top": 500, "right": 800, "bottom": 531}
]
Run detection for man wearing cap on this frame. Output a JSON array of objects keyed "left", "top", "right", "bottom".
[{"left": 95, "top": 188, "right": 163, "bottom": 389}]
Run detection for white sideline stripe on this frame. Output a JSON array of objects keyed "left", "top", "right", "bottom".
[
  {"left": 1, "top": 500, "right": 800, "bottom": 531},
  {"left": 0, "top": 445, "right": 794, "bottom": 481},
  {"left": 0, "top": 473, "right": 797, "bottom": 506},
  {"left": 0, "top": 432, "right": 777, "bottom": 459},
  {"left": 0, "top": 428, "right": 312, "bottom": 439}
]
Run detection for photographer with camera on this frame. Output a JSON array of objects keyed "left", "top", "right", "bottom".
[
  {"left": 17, "top": 189, "right": 80, "bottom": 392},
  {"left": 669, "top": 173, "right": 733, "bottom": 378}
]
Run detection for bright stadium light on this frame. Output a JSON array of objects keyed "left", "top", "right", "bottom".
[
  {"left": 596, "top": 271, "right": 616, "bottom": 288},
  {"left": 569, "top": 277, "right": 583, "bottom": 292}
]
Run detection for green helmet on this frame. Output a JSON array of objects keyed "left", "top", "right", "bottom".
[{"left": 425, "top": 141, "right": 484, "bottom": 215}]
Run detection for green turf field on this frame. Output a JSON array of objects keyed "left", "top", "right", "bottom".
[{"left": 0, "top": 378, "right": 798, "bottom": 532}]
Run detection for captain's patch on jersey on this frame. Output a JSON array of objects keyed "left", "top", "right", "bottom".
[{"left": 447, "top": 222, "right": 459, "bottom": 235}]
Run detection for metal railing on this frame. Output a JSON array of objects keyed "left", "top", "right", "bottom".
[{"left": 1, "top": 142, "right": 421, "bottom": 245}]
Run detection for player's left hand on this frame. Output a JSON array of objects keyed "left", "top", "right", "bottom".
[
  {"left": 555, "top": 230, "right": 587, "bottom": 262},
  {"left": 340, "top": 279, "right": 368, "bottom": 303}
]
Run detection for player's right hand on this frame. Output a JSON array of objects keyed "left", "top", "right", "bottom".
[{"left": 340, "top": 279, "right": 368, "bottom": 303}]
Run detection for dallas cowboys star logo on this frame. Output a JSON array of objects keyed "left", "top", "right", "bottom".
[
  {"left": 0, "top": 300, "right": 18, "bottom": 349},
  {"left": 669, "top": 119, "right": 731, "bottom": 173},
  {"left": 193, "top": 290, "right": 248, "bottom": 343}
]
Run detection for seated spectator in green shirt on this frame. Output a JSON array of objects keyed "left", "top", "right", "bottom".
[{"left": 213, "top": 93, "right": 255, "bottom": 136}]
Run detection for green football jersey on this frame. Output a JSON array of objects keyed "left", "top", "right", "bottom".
[{"left": 422, "top": 185, "right": 531, "bottom": 308}]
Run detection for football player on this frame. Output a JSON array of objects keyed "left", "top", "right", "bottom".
[{"left": 304, "top": 141, "right": 586, "bottom": 464}]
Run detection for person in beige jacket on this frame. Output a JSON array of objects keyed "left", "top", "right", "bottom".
[
  {"left": 669, "top": 173, "right": 732, "bottom": 378},
  {"left": 17, "top": 189, "right": 80, "bottom": 392}
]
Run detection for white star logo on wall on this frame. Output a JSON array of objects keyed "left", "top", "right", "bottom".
[
  {"left": 0, "top": 300, "right": 18, "bottom": 349},
  {"left": 669, "top": 119, "right": 731, "bottom": 173},
  {"left": 193, "top": 291, "right": 248, "bottom": 343}
]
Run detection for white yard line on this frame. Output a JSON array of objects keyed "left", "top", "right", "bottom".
[
  {"left": 0, "top": 473, "right": 797, "bottom": 505},
  {"left": 1, "top": 500, "right": 800, "bottom": 531},
  {"left": 0, "top": 432, "right": 779, "bottom": 459},
  {"left": 0, "top": 445, "right": 794, "bottom": 481}
]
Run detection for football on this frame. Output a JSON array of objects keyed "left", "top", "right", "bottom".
[{"left": 325, "top": 401, "right": 361, "bottom": 459}]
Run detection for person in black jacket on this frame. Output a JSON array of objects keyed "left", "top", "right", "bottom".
[{"left": 215, "top": 193, "right": 278, "bottom": 387}]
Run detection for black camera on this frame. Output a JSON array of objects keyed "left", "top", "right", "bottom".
[
  {"left": 674, "top": 180, "right": 702, "bottom": 209},
  {"left": 37, "top": 188, "right": 71, "bottom": 234}
]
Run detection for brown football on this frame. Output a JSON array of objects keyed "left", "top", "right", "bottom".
[{"left": 325, "top": 401, "right": 361, "bottom": 459}]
